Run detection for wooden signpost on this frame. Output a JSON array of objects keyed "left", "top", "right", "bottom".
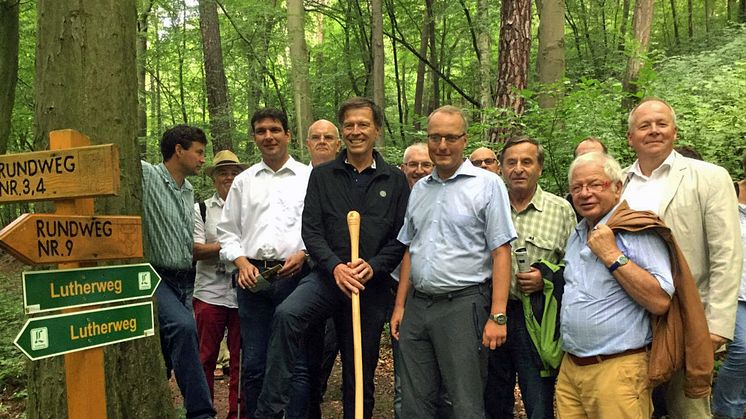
[{"left": 0, "top": 129, "right": 152, "bottom": 419}]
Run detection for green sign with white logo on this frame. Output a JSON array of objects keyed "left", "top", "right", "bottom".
[
  {"left": 22, "top": 263, "right": 161, "bottom": 314},
  {"left": 14, "top": 302, "right": 154, "bottom": 361}
]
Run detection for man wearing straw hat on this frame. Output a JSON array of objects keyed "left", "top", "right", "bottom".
[{"left": 193, "top": 150, "right": 247, "bottom": 419}]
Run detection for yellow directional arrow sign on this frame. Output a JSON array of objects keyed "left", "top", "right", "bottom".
[
  {"left": 0, "top": 144, "right": 119, "bottom": 203},
  {"left": 0, "top": 214, "right": 142, "bottom": 265}
]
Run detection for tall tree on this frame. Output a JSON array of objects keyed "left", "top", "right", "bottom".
[
  {"left": 412, "top": 2, "right": 430, "bottom": 129},
  {"left": 371, "top": 0, "right": 385, "bottom": 145},
  {"left": 493, "top": 0, "right": 532, "bottom": 141},
  {"left": 198, "top": 0, "right": 234, "bottom": 152},
  {"left": 0, "top": 0, "right": 20, "bottom": 155},
  {"left": 621, "top": 0, "right": 654, "bottom": 109},
  {"left": 30, "top": 0, "right": 174, "bottom": 416},
  {"left": 536, "top": 0, "right": 566, "bottom": 108},
  {"left": 137, "top": 0, "right": 154, "bottom": 158},
  {"left": 475, "top": 0, "right": 492, "bottom": 109},
  {"left": 287, "top": 0, "right": 313, "bottom": 150}
]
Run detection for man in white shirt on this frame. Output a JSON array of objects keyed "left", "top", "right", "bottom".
[
  {"left": 193, "top": 150, "right": 247, "bottom": 419},
  {"left": 218, "top": 108, "right": 312, "bottom": 419},
  {"left": 622, "top": 98, "right": 742, "bottom": 418}
]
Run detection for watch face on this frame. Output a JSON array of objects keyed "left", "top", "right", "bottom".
[
  {"left": 491, "top": 313, "right": 507, "bottom": 325},
  {"left": 618, "top": 255, "right": 629, "bottom": 265}
]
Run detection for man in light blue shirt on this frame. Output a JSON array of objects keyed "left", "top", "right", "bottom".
[
  {"left": 557, "top": 151, "right": 673, "bottom": 418},
  {"left": 390, "top": 105, "right": 516, "bottom": 419}
]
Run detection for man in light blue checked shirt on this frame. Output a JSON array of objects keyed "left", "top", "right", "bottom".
[
  {"left": 556, "top": 151, "right": 673, "bottom": 419},
  {"left": 390, "top": 105, "right": 516, "bottom": 419}
]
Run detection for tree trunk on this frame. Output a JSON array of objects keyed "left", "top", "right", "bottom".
[
  {"left": 136, "top": 0, "right": 153, "bottom": 158},
  {"left": 476, "top": 0, "right": 492, "bottom": 109},
  {"left": 617, "top": 0, "right": 631, "bottom": 51},
  {"left": 621, "top": 0, "right": 654, "bottom": 110},
  {"left": 385, "top": 0, "right": 406, "bottom": 143},
  {"left": 32, "top": 0, "right": 174, "bottom": 415},
  {"left": 537, "top": 0, "right": 566, "bottom": 108},
  {"left": 198, "top": 0, "right": 234, "bottom": 152},
  {"left": 687, "top": 0, "right": 693, "bottom": 39},
  {"left": 412, "top": 1, "right": 430, "bottom": 129},
  {"left": 740, "top": 0, "right": 746, "bottom": 22},
  {"left": 0, "top": 0, "right": 20, "bottom": 155},
  {"left": 426, "top": 0, "right": 439, "bottom": 113},
  {"left": 371, "top": 0, "right": 385, "bottom": 146},
  {"left": 287, "top": 0, "right": 313, "bottom": 153},
  {"left": 493, "top": 0, "right": 532, "bottom": 142},
  {"left": 670, "top": 0, "right": 680, "bottom": 46}
]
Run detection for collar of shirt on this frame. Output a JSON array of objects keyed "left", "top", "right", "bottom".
[
  {"left": 155, "top": 162, "right": 193, "bottom": 192},
  {"left": 739, "top": 203, "right": 746, "bottom": 215},
  {"left": 344, "top": 157, "right": 377, "bottom": 171},
  {"left": 574, "top": 202, "right": 620, "bottom": 238},
  {"left": 206, "top": 193, "right": 224, "bottom": 208},
  {"left": 428, "top": 159, "right": 480, "bottom": 183},
  {"left": 628, "top": 150, "right": 676, "bottom": 181},
  {"left": 257, "top": 156, "right": 303, "bottom": 176},
  {"left": 513, "top": 184, "right": 546, "bottom": 214}
]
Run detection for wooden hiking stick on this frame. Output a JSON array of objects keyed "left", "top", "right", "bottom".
[{"left": 347, "top": 211, "right": 363, "bottom": 419}]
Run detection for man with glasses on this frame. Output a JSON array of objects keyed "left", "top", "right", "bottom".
[
  {"left": 557, "top": 151, "right": 674, "bottom": 418},
  {"left": 470, "top": 146, "right": 500, "bottom": 174},
  {"left": 401, "top": 142, "right": 433, "bottom": 188},
  {"left": 391, "top": 105, "right": 516, "bottom": 419},
  {"left": 193, "top": 150, "right": 247, "bottom": 419},
  {"left": 218, "top": 108, "right": 313, "bottom": 418},
  {"left": 306, "top": 119, "right": 341, "bottom": 167},
  {"left": 484, "top": 137, "right": 575, "bottom": 419},
  {"left": 253, "top": 97, "right": 409, "bottom": 419}
]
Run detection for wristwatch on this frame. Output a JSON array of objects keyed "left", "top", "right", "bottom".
[
  {"left": 489, "top": 313, "right": 508, "bottom": 325},
  {"left": 608, "top": 254, "right": 629, "bottom": 273}
]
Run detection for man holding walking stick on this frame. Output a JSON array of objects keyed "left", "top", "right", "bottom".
[{"left": 253, "top": 97, "right": 410, "bottom": 419}]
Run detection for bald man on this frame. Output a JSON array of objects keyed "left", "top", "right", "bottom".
[
  {"left": 306, "top": 119, "right": 341, "bottom": 167},
  {"left": 470, "top": 147, "right": 500, "bottom": 174}
]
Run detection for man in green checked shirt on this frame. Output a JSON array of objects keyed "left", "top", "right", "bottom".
[{"left": 485, "top": 136, "right": 576, "bottom": 419}]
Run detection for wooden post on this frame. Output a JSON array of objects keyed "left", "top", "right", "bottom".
[{"left": 51, "top": 129, "right": 107, "bottom": 419}]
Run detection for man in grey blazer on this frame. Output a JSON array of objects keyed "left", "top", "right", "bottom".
[{"left": 622, "top": 98, "right": 742, "bottom": 418}]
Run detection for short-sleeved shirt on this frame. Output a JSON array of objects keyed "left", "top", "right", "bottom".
[
  {"left": 561, "top": 207, "right": 675, "bottom": 357},
  {"left": 398, "top": 161, "right": 516, "bottom": 294},
  {"left": 141, "top": 161, "right": 194, "bottom": 270},
  {"left": 194, "top": 194, "right": 236, "bottom": 308},
  {"left": 509, "top": 185, "right": 576, "bottom": 298}
]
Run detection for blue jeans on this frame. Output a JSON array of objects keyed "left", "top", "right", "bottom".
[
  {"left": 156, "top": 274, "right": 215, "bottom": 419},
  {"left": 487, "top": 298, "right": 558, "bottom": 419},
  {"left": 255, "top": 270, "right": 390, "bottom": 419},
  {"left": 237, "top": 274, "right": 310, "bottom": 419},
  {"left": 712, "top": 301, "right": 746, "bottom": 418}
]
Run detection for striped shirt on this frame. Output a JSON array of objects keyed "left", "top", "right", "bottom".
[
  {"left": 141, "top": 161, "right": 195, "bottom": 270},
  {"left": 509, "top": 185, "right": 576, "bottom": 297}
]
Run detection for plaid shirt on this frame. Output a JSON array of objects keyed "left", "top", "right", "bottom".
[
  {"left": 509, "top": 185, "right": 575, "bottom": 298},
  {"left": 141, "top": 161, "right": 195, "bottom": 270}
]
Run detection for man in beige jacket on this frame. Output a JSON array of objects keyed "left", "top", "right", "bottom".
[{"left": 622, "top": 98, "right": 743, "bottom": 418}]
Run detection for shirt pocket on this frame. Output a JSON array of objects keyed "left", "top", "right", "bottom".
[{"left": 524, "top": 235, "right": 555, "bottom": 265}]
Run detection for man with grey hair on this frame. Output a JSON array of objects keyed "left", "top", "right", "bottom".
[
  {"left": 557, "top": 151, "right": 674, "bottom": 418},
  {"left": 392, "top": 105, "right": 516, "bottom": 418},
  {"left": 485, "top": 136, "right": 575, "bottom": 419},
  {"left": 400, "top": 142, "right": 434, "bottom": 188},
  {"left": 622, "top": 98, "right": 742, "bottom": 418},
  {"left": 306, "top": 119, "right": 341, "bottom": 167}
]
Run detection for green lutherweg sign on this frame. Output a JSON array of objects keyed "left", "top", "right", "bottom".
[
  {"left": 22, "top": 263, "right": 161, "bottom": 314},
  {"left": 14, "top": 302, "right": 154, "bottom": 361}
]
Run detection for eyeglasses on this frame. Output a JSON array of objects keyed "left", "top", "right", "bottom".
[
  {"left": 427, "top": 133, "right": 466, "bottom": 144},
  {"left": 403, "top": 161, "right": 434, "bottom": 170},
  {"left": 308, "top": 135, "right": 338, "bottom": 142},
  {"left": 570, "top": 180, "right": 611, "bottom": 195},
  {"left": 471, "top": 158, "right": 497, "bottom": 166}
]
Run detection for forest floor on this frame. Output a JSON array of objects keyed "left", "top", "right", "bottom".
[{"left": 0, "top": 248, "right": 527, "bottom": 418}]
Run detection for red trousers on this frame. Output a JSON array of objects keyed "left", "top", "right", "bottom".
[{"left": 193, "top": 298, "right": 245, "bottom": 419}]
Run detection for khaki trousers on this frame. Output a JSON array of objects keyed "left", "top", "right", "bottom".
[{"left": 556, "top": 351, "right": 652, "bottom": 419}]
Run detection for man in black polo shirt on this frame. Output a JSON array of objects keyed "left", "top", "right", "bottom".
[{"left": 254, "top": 97, "right": 409, "bottom": 419}]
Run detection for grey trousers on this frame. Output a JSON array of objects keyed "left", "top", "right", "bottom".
[{"left": 399, "top": 285, "right": 491, "bottom": 419}]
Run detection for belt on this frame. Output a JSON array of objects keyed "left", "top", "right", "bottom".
[
  {"left": 248, "top": 259, "right": 285, "bottom": 270},
  {"left": 153, "top": 266, "right": 195, "bottom": 282},
  {"left": 412, "top": 282, "right": 490, "bottom": 302},
  {"left": 568, "top": 345, "right": 649, "bottom": 367}
]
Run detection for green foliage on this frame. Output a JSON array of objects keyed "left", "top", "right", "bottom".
[{"left": 0, "top": 270, "right": 27, "bottom": 398}]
